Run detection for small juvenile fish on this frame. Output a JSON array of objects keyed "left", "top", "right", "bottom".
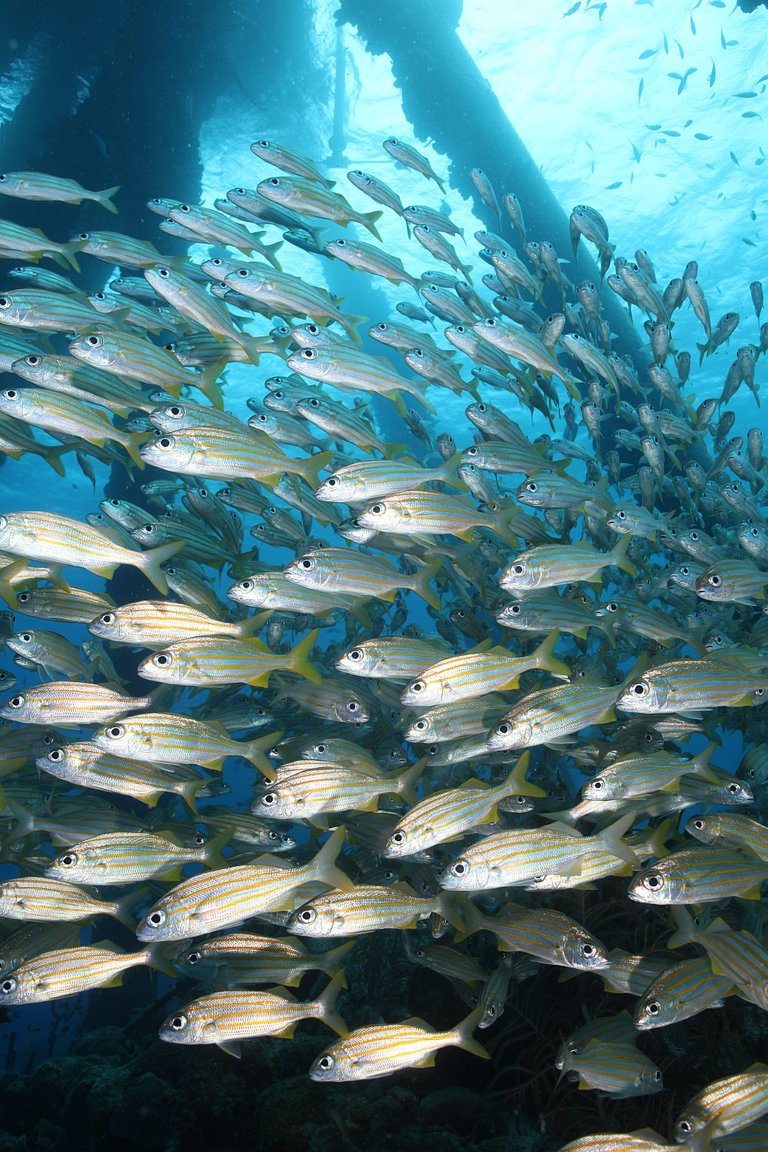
[{"left": 382, "top": 137, "right": 446, "bottom": 193}]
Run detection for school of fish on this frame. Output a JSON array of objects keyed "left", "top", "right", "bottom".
[{"left": 0, "top": 133, "right": 767, "bottom": 1151}]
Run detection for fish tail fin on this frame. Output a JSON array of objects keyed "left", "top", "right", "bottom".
[
  {"left": 244, "top": 730, "right": 282, "bottom": 779},
  {"left": 341, "top": 313, "right": 367, "bottom": 346},
  {"left": 262, "top": 241, "right": 283, "bottom": 271},
  {"left": 398, "top": 756, "right": 426, "bottom": 807},
  {"left": 298, "top": 449, "right": 333, "bottom": 491},
  {"left": 435, "top": 175, "right": 447, "bottom": 195},
  {"left": 202, "top": 828, "right": 232, "bottom": 869},
  {"left": 194, "top": 369, "right": 225, "bottom": 409},
  {"left": 316, "top": 971, "right": 349, "bottom": 1038},
  {"left": 412, "top": 556, "right": 442, "bottom": 610},
  {"left": 322, "top": 941, "right": 356, "bottom": 985},
  {"left": 288, "top": 628, "right": 321, "bottom": 683},
  {"left": 533, "top": 629, "right": 571, "bottom": 679},
  {"left": 138, "top": 539, "right": 186, "bottom": 594},
  {"left": 180, "top": 778, "right": 208, "bottom": 815},
  {"left": 363, "top": 210, "right": 384, "bottom": 240},
  {"left": 692, "top": 741, "right": 719, "bottom": 783},
  {"left": 123, "top": 432, "right": 147, "bottom": 471},
  {"left": 113, "top": 891, "right": 139, "bottom": 931},
  {"left": 0, "top": 558, "right": 29, "bottom": 607},
  {"left": 145, "top": 942, "right": 178, "bottom": 979},
  {"left": 667, "top": 906, "right": 698, "bottom": 949},
  {"left": 609, "top": 534, "right": 637, "bottom": 576},
  {"left": 642, "top": 818, "right": 673, "bottom": 862},
  {"left": 452, "top": 1006, "right": 491, "bottom": 1059},
  {"left": 62, "top": 239, "right": 86, "bottom": 273},
  {"left": 597, "top": 811, "right": 639, "bottom": 866},
  {"left": 311, "top": 826, "right": 353, "bottom": 891},
  {"left": 4, "top": 797, "right": 34, "bottom": 841},
  {"left": 45, "top": 443, "right": 70, "bottom": 476},
  {"left": 98, "top": 186, "right": 120, "bottom": 214},
  {"left": 697, "top": 340, "right": 711, "bottom": 366},
  {"left": 503, "top": 751, "right": 546, "bottom": 799}
]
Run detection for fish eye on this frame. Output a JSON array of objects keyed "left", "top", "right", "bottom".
[
  {"left": 268, "top": 178, "right": 281, "bottom": 186},
  {"left": 347, "top": 649, "right": 364, "bottom": 661},
  {"left": 257, "top": 139, "right": 269, "bottom": 148},
  {"left": 147, "top": 910, "right": 166, "bottom": 928},
  {"left": 47, "top": 748, "right": 64, "bottom": 763},
  {"left": 526, "top": 482, "right": 537, "bottom": 492},
  {"left": 346, "top": 700, "right": 360, "bottom": 713},
  {"left": 451, "top": 860, "right": 469, "bottom": 877},
  {"left": 300, "top": 349, "right": 316, "bottom": 361},
  {"left": 261, "top": 792, "right": 277, "bottom": 806},
  {"left": 106, "top": 725, "right": 124, "bottom": 739},
  {"left": 3, "top": 389, "right": 18, "bottom": 400},
  {"left": 496, "top": 723, "right": 511, "bottom": 736},
  {"left": 169, "top": 1014, "right": 187, "bottom": 1031},
  {"left": 324, "top": 476, "right": 339, "bottom": 487},
  {"left": 156, "top": 267, "right": 171, "bottom": 278},
  {"left": 411, "top": 349, "right": 425, "bottom": 359},
  {"left": 239, "top": 580, "right": 253, "bottom": 591},
  {"left": 298, "top": 908, "right": 316, "bottom": 923},
  {"left": 8, "top": 696, "right": 24, "bottom": 709},
  {"left": 17, "top": 592, "right": 29, "bottom": 603},
  {"left": 580, "top": 943, "right": 596, "bottom": 958},
  {"left": 59, "top": 853, "right": 78, "bottom": 868},
  {"left": 691, "top": 819, "right": 705, "bottom": 831},
  {"left": 315, "top": 1055, "right": 334, "bottom": 1071},
  {"left": 368, "top": 504, "right": 385, "bottom": 516},
  {"left": 413, "top": 719, "right": 428, "bottom": 731},
  {"left": 591, "top": 778, "right": 605, "bottom": 790},
  {"left": 234, "top": 268, "right": 248, "bottom": 278},
  {"left": 186, "top": 951, "right": 202, "bottom": 965},
  {"left": 653, "top": 1070, "right": 662, "bottom": 1082},
  {"left": 727, "top": 782, "right": 742, "bottom": 794},
  {"left": 299, "top": 557, "right": 315, "bottom": 570},
  {"left": 707, "top": 574, "right": 721, "bottom": 586},
  {"left": 630, "top": 681, "right": 649, "bottom": 696},
  {"left": 391, "top": 830, "right": 406, "bottom": 845},
  {"left": 678, "top": 1121, "right": 692, "bottom": 1135},
  {"left": 643, "top": 872, "right": 664, "bottom": 890},
  {"left": 153, "top": 653, "right": 172, "bottom": 667},
  {"left": 157, "top": 437, "right": 175, "bottom": 449},
  {"left": 409, "top": 679, "right": 426, "bottom": 694},
  {"left": 511, "top": 564, "right": 526, "bottom": 575},
  {"left": 616, "top": 509, "right": 627, "bottom": 520},
  {"left": 0, "top": 977, "right": 17, "bottom": 994},
  {"left": 605, "top": 602, "right": 619, "bottom": 612},
  {"left": 646, "top": 1001, "right": 661, "bottom": 1015},
  {"left": 18, "top": 633, "right": 31, "bottom": 643}
]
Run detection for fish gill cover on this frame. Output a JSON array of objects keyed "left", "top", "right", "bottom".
[{"left": 0, "top": 1, "right": 768, "bottom": 1150}]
